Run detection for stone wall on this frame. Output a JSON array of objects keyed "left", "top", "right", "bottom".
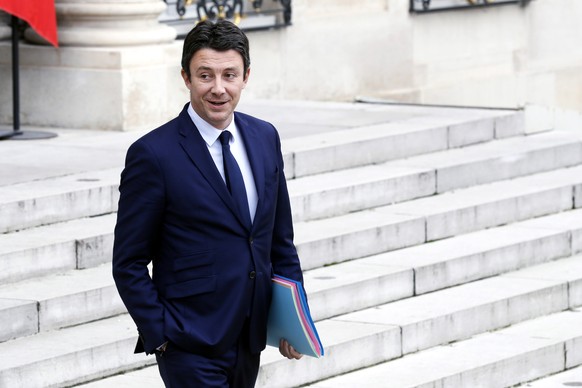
[{"left": 245, "top": 0, "right": 582, "bottom": 131}]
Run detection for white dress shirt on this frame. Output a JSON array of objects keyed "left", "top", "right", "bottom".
[{"left": 187, "top": 104, "right": 258, "bottom": 222}]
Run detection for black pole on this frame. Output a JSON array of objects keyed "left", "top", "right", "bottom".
[
  {"left": 0, "top": 16, "right": 19, "bottom": 139},
  {"left": 11, "top": 14, "right": 19, "bottom": 131},
  {"left": 0, "top": 15, "right": 57, "bottom": 141}
]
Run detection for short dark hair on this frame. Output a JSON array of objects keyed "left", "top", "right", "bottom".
[{"left": 181, "top": 20, "right": 251, "bottom": 80}]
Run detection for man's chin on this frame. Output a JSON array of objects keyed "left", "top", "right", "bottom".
[
  {"left": 205, "top": 106, "right": 230, "bottom": 118},
  {"left": 206, "top": 113, "right": 232, "bottom": 129}
]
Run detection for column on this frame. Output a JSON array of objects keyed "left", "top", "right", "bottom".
[
  {"left": 25, "top": 0, "right": 176, "bottom": 46},
  {"left": 0, "top": 0, "right": 188, "bottom": 131}
]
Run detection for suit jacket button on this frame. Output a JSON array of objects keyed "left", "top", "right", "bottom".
[{"left": 249, "top": 271, "right": 256, "bottom": 279}]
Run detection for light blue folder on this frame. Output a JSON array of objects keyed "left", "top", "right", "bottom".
[{"left": 266, "top": 275, "right": 324, "bottom": 358}]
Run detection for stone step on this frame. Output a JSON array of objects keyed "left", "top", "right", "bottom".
[
  {"left": 0, "top": 213, "right": 116, "bottom": 284},
  {"left": 306, "top": 307, "right": 582, "bottom": 388},
  {"left": 388, "top": 129, "right": 582, "bottom": 193},
  {"left": 0, "top": 314, "right": 154, "bottom": 388},
  {"left": 382, "top": 163, "right": 582, "bottom": 241},
  {"left": 288, "top": 163, "right": 436, "bottom": 223},
  {"left": 0, "top": 109, "right": 526, "bottom": 232},
  {"left": 265, "top": 256, "right": 582, "bottom": 387},
  {"left": 2, "top": 140, "right": 579, "bottom": 278},
  {"left": 305, "top": 208, "right": 582, "bottom": 321},
  {"left": 3, "top": 160, "right": 581, "bottom": 286},
  {"left": 0, "top": 168, "right": 120, "bottom": 234},
  {"left": 291, "top": 129, "right": 582, "bottom": 222},
  {"left": 0, "top": 102, "right": 549, "bottom": 387},
  {"left": 0, "top": 151, "right": 435, "bottom": 234},
  {"left": 514, "top": 206, "right": 582, "bottom": 248},
  {"left": 75, "top": 366, "right": 161, "bottom": 387},
  {"left": 240, "top": 99, "right": 524, "bottom": 143},
  {"left": 0, "top": 263, "right": 125, "bottom": 343},
  {"left": 504, "top": 254, "right": 582, "bottom": 308},
  {"left": 277, "top": 103, "right": 525, "bottom": 178},
  {"left": 0, "top": 204, "right": 421, "bottom": 284},
  {"left": 2, "top": 125, "right": 574, "bottom": 247},
  {"left": 335, "top": 256, "right": 580, "bottom": 352},
  {"left": 76, "top": 317, "right": 402, "bottom": 388},
  {"left": 4, "top": 207, "right": 578, "bottom": 346},
  {"left": 296, "top": 207, "right": 426, "bottom": 270},
  {"left": 76, "top": 255, "right": 582, "bottom": 388},
  {"left": 3, "top": 117, "right": 580, "bottom": 387},
  {"left": 295, "top": 164, "right": 582, "bottom": 270},
  {"left": 0, "top": 111, "right": 524, "bottom": 233},
  {"left": 516, "top": 365, "right": 582, "bottom": 387}
]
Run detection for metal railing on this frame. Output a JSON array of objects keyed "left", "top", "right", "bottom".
[
  {"left": 161, "top": 0, "right": 292, "bottom": 36},
  {"left": 410, "top": 0, "right": 530, "bottom": 13}
]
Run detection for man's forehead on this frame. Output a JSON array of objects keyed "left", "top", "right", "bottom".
[{"left": 191, "top": 48, "right": 244, "bottom": 68}]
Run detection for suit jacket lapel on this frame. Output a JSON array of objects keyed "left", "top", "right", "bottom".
[{"left": 177, "top": 106, "right": 248, "bottom": 228}]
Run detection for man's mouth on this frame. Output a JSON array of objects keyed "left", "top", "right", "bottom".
[{"left": 208, "top": 100, "right": 228, "bottom": 107}]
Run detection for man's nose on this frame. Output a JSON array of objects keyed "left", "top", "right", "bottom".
[{"left": 211, "top": 78, "right": 225, "bottom": 94}]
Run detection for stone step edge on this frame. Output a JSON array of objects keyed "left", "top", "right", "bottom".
[
  {"left": 49, "top": 259, "right": 580, "bottom": 388},
  {"left": 282, "top": 108, "right": 526, "bottom": 178},
  {"left": 258, "top": 256, "right": 582, "bottom": 387},
  {"left": 0, "top": 263, "right": 124, "bottom": 343},
  {"left": 294, "top": 161, "right": 582, "bottom": 241},
  {"left": 291, "top": 130, "right": 582, "bottom": 222},
  {"left": 0, "top": 213, "right": 117, "bottom": 284},
  {"left": 306, "top": 211, "right": 582, "bottom": 320},
  {"left": 2, "top": 158, "right": 582, "bottom": 286},
  {"left": 0, "top": 111, "right": 529, "bottom": 233},
  {"left": 0, "top": 167, "right": 121, "bottom": 234},
  {"left": 0, "top": 205, "right": 582, "bottom": 340},
  {"left": 2, "top": 207, "right": 580, "bottom": 343},
  {"left": 294, "top": 172, "right": 582, "bottom": 270},
  {"left": 0, "top": 314, "right": 154, "bottom": 388},
  {"left": 87, "top": 306, "right": 582, "bottom": 388},
  {"left": 304, "top": 307, "right": 582, "bottom": 388},
  {"left": 516, "top": 364, "right": 582, "bottom": 387}
]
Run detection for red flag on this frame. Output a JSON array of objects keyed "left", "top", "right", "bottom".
[{"left": 0, "top": 0, "right": 58, "bottom": 47}]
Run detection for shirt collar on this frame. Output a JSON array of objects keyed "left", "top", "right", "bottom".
[{"left": 187, "top": 103, "right": 238, "bottom": 146}]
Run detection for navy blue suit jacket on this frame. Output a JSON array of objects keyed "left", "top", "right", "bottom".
[{"left": 112, "top": 104, "right": 304, "bottom": 357}]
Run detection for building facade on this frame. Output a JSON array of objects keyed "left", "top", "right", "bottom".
[{"left": 0, "top": 0, "right": 581, "bottom": 132}]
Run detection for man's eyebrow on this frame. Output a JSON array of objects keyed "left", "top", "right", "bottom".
[{"left": 195, "top": 66, "right": 241, "bottom": 73}]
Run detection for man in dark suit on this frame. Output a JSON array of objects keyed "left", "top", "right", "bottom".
[{"left": 112, "top": 19, "right": 304, "bottom": 387}]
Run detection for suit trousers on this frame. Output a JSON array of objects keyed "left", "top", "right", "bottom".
[{"left": 155, "top": 322, "right": 261, "bottom": 387}]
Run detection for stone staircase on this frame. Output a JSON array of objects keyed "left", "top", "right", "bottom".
[{"left": 1, "top": 101, "right": 582, "bottom": 387}]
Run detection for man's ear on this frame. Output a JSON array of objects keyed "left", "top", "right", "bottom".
[
  {"left": 243, "top": 67, "right": 251, "bottom": 87},
  {"left": 181, "top": 69, "right": 191, "bottom": 89}
]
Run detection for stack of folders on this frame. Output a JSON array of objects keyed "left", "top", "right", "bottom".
[{"left": 266, "top": 274, "right": 324, "bottom": 358}]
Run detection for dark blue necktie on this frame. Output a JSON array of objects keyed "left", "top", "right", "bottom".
[{"left": 219, "top": 130, "right": 251, "bottom": 227}]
